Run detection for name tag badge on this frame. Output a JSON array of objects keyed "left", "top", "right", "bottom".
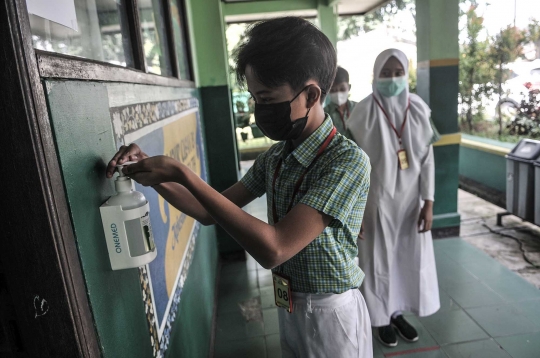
[
  {"left": 398, "top": 149, "right": 409, "bottom": 170},
  {"left": 272, "top": 273, "right": 293, "bottom": 313}
]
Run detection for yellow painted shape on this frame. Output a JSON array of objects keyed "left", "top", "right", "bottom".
[
  {"left": 162, "top": 112, "right": 202, "bottom": 295},
  {"left": 417, "top": 58, "right": 459, "bottom": 69},
  {"left": 461, "top": 137, "right": 511, "bottom": 157},
  {"left": 433, "top": 133, "right": 461, "bottom": 147}
]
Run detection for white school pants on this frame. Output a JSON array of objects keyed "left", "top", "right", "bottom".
[{"left": 278, "top": 289, "right": 373, "bottom": 358}]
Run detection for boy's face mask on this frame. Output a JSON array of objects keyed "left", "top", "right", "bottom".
[
  {"left": 254, "top": 86, "right": 312, "bottom": 141},
  {"left": 329, "top": 91, "right": 348, "bottom": 106},
  {"left": 376, "top": 76, "right": 408, "bottom": 97}
]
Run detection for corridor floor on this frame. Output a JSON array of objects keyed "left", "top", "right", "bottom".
[{"left": 213, "top": 163, "right": 540, "bottom": 358}]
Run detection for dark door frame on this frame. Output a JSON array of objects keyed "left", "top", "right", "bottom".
[{"left": 0, "top": 0, "right": 100, "bottom": 356}]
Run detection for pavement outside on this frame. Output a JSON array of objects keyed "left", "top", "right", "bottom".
[{"left": 212, "top": 161, "right": 540, "bottom": 358}]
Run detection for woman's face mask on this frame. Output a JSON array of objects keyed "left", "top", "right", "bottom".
[
  {"left": 376, "top": 76, "right": 408, "bottom": 97},
  {"left": 254, "top": 86, "right": 312, "bottom": 141}
]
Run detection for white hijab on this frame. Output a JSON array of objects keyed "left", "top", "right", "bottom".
[{"left": 348, "top": 49, "right": 433, "bottom": 199}]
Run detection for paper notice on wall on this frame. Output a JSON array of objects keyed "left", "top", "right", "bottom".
[{"left": 26, "top": 0, "right": 79, "bottom": 32}]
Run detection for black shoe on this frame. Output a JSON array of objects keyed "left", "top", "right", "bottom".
[
  {"left": 391, "top": 315, "right": 419, "bottom": 342},
  {"left": 378, "top": 325, "right": 398, "bottom": 347}
]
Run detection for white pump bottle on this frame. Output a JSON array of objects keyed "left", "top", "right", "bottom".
[{"left": 100, "top": 162, "right": 157, "bottom": 270}]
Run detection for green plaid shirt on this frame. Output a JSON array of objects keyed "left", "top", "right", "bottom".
[
  {"left": 324, "top": 100, "right": 357, "bottom": 140},
  {"left": 241, "top": 116, "right": 371, "bottom": 293}
]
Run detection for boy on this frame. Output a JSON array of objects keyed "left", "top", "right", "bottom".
[
  {"left": 107, "top": 17, "right": 372, "bottom": 357},
  {"left": 324, "top": 66, "right": 357, "bottom": 139}
]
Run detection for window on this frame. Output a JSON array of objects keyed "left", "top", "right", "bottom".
[
  {"left": 30, "top": 0, "right": 134, "bottom": 67},
  {"left": 169, "top": 0, "right": 191, "bottom": 80},
  {"left": 28, "top": 0, "right": 193, "bottom": 81},
  {"left": 138, "top": 0, "right": 172, "bottom": 76}
]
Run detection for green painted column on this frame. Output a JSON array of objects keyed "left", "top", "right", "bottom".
[
  {"left": 416, "top": 0, "right": 461, "bottom": 236},
  {"left": 185, "top": 0, "right": 242, "bottom": 254},
  {"left": 317, "top": 1, "right": 338, "bottom": 48}
]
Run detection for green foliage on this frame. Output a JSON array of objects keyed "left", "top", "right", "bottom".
[
  {"left": 507, "top": 90, "right": 540, "bottom": 137},
  {"left": 338, "top": 0, "right": 414, "bottom": 41},
  {"left": 489, "top": 25, "right": 527, "bottom": 135},
  {"left": 527, "top": 18, "right": 540, "bottom": 58},
  {"left": 459, "top": 3, "right": 496, "bottom": 132}
]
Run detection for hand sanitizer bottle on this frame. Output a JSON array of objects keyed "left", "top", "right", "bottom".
[{"left": 100, "top": 162, "right": 157, "bottom": 270}]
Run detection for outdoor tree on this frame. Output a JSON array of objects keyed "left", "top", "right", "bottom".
[
  {"left": 527, "top": 18, "right": 540, "bottom": 59},
  {"left": 459, "top": 2, "right": 495, "bottom": 132},
  {"left": 338, "top": 0, "right": 414, "bottom": 41},
  {"left": 488, "top": 25, "right": 526, "bottom": 136}
]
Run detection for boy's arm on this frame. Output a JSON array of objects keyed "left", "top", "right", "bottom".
[
  {"left": 124, "top": 156, "right": 333, "bottom": 269},
  {"left": 106, "top": 143, "right": 257, "bottom": 226},
  {"left": 153, "top": 181, "right": 257, "bottom": 226}
]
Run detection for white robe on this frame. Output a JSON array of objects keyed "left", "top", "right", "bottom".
[{"left": 348, "top": 49, "right": 440, "bottom": 327}]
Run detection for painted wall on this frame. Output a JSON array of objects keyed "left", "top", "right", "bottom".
[
  {"left": 45, "top": 80, "right": 218, "bottom": 358},
  {"left": 459, "top": 135, "right": 514, "bottom": 194}
]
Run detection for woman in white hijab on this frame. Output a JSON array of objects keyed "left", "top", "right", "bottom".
[{"left": 348, "top": 49, "right": 440, "bottom": 348}]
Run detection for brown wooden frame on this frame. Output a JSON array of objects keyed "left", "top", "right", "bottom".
[{"left": 0, "top": 0, "right": 101, "bottom": 356}]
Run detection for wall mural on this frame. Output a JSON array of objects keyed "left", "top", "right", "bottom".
[{"left": 109, "top": 97, "right": 206, "bottom": 357}]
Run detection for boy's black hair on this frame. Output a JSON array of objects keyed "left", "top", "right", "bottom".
[
  {"left": 234, "top": 17, "right": 337, "bottom": 101},
  {"left": 333, "top": 66, "right": 350, "bottom": 85}
]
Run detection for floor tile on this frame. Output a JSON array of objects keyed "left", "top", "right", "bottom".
[
  {"left": 442, "top": 339, "right": 511, "bottom": 358},
  {"left": 514, "top": 299, "right": 540, "bottom": 323},
  {"left": 261, "top": 291, "right": 277, "bottom": 309},
  {"left": 465, "top": 304, "right": 540, "bottom": 338},
  {"left": 481, "top": 275, "right": 540, "bottom": 303},
  {"left": 438, "top": 289, "right": 462, "bottom": 312},
  {"left": 496, "top": 332, "right": 540, "bottom": 358},
  {"left": 258, "top": 269, "right": 274, "bottom": 288},
  {"left": 215, "top": 310, "right": 265, "bottom": 342},
  {"left": 214, "top": 336, "right": 267, "bottom": 358},
  {"left": 218, "top": 269, "right": 259, "bottom": 292},
  {"left": 373, "top": 316, "right": 438, "bottom": 354},
  {"left": 397, "top": 348, "right": 448, "bottom": 358},
  {"left": 460, "top": 260, "right": 518, "bottom": 282},
  {"left": 443, "top": 281, "right": 505, "bottom": 309},
  {"left": 265, "top": 334, "right": 282, "bottom": 358},
  {"left": 263, "top": 308, "right": 279, "bottom": 335},
  {"left": 217, "top": 288, "right": 260, "bottom": 315},
  {"left": 436, "top": 260, "right": 480, "bottom": 289},
  {"left": 419, "top": 309, "right": 488, "bottom": 345}
]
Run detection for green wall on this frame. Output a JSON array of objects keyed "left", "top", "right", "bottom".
[
  {"left": 460, "top": 146, "right": 507, "bottom": 193},
  {"left": 46, "top": 80, "right": 218, "bottom": 358}
]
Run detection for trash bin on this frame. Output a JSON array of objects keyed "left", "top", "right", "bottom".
[
  {"left": 535, "top": 158, "right": 540, "bottom": 226},
  {"left": 506, "top": 139, "right": 540, "bottom": 222}
]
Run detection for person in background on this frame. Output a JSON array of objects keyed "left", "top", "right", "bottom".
[
  {"left": 325, "top": 66, "right": 357, "bottom": 139},
  {"left": 347, "top": 48, "right": 440, "bottom": 348}
]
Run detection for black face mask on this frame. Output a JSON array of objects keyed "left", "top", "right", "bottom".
[{"left": 254, "top": 86, "right": 313, "bottom": 141}]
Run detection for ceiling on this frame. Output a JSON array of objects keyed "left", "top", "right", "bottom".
[{"left": 223, "top": 0, "right": 390, "bottom": 24}]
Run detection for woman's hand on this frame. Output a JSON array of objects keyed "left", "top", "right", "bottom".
[
  {"left": 123, "top": 156, "right": 183, "bottom": 187},
  {"left": 418, "top": 200, "right": 433, "bottom": 233},
  {"left": 106, "top": 143, "right": 149, "bottom": 178}
]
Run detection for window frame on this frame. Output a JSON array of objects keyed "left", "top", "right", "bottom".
[{"left": 33, "top": 0, "right": 195, "bottom": 87}]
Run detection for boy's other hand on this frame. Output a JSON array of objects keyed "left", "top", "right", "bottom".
[
  {"left": 106, "top": 143, "right": 149, "bottom": 178},
  {"left": 418, "top": 200, "right": 433, "bottom": 233},
  {"left": 122, "top": 156, "right": 181, "bottom": 187}
]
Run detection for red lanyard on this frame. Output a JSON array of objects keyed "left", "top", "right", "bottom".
[
  {"left": 272, "top": 127, "right": 337, "bottom": 224},
  {"left": 373, "top": 95, "right": 410, "bottom": 146}
]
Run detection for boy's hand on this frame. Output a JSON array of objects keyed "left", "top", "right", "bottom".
[
  {"left": 418, "top": 200, "right": 433, "bottom": 233},
  {"left": 106, "top": 143, "right": 149, "bottom": 178},
  {"left": 123, "top": 156, "right": 182, "bottom": 187}
]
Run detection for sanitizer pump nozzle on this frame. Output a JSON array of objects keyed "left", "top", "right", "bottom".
[{"left": 100, "top": 162, "right": 157, "bottom": 270}]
